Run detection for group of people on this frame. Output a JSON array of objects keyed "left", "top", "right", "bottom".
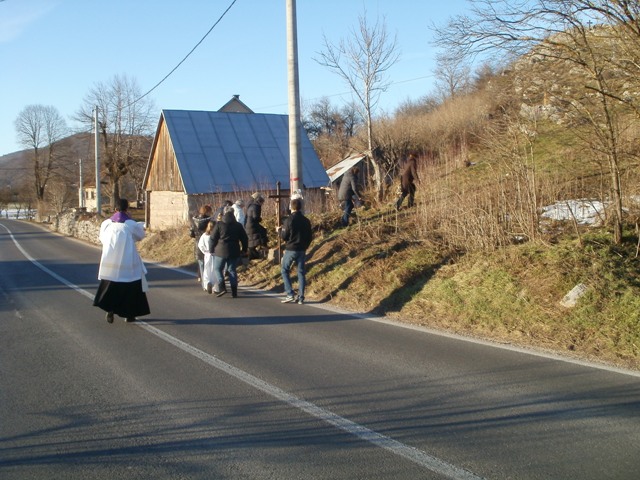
[
  {"left": 92, "top": 153, "right": 419, "bottom": 322},
  {"left": 338, "top": 152, "right": 421, "bottom": 227},
  {"left": 190, "top": 192, "right": 270, "bottom": 297}
]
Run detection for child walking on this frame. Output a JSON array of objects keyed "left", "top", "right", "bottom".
[{"left": 197, "top": 220, "right": 215, "bottom": 294}]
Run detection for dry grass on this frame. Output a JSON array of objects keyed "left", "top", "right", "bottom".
[{"left": 139, "top": 192, "right": 640, "bottom": 371}]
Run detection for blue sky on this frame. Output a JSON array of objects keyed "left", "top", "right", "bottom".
[{"left": 1, "top": 0, "right": 469, "bottom": 156}]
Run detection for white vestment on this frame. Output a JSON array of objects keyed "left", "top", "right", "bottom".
[
  {"left": 98, "top": 219, "right": 147, "bottom": 286},
  {"left": 197, "top": 232, "right": 214, "bottom": 289}
]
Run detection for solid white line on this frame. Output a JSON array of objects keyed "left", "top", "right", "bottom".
[
  {"left": 0, "top": 223, "right": 94, "bottom": 300},
  {"left": 1, "top": 221, "right": 484, "bottom": 479},
  {"left": 137, "top": 320, "right": 483, "bottom": 480}
]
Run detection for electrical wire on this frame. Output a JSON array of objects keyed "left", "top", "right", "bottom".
[{"left": 126, "top": 0, "right": 239, "bottom": 109}]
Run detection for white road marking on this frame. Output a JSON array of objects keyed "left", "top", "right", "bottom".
[{"left": 138, "top": 321, "right": 483, "bottom": 480}]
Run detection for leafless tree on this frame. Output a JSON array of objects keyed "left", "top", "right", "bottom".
[
  {"left": 316, "top": 11, "right": 400, "bottom": 200},
  {"left": 46, "top": 176, "right": 75, "bottom": 217},
  {"left": 434, "top": 51, "right": 472, "bottom": 101},
  {"left": 76, "top": 74, "right": 155, "bottom": 210},
  {"left": 14, "top": 104, "right": 69, "bottom": 220},
  {"left": 302, "top": 97, "right": 362, "bottom": 165},
  {"left": 434, "top": 0, "right": 640, "bottom": 244}
]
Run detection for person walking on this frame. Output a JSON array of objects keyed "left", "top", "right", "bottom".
[
  {"left": 337, "top": 166, "right": 362, "bottom": 227},
  {"left": 197, "top": 219, "right": 215, "bottom": 294},
  {"left": 214, "top": 200, "right": 233, "bottom": 222},
  {"left": 245, "top": 192, "right": 268, "bottom": 259},
  {"left": 396, "top": 153, "right": 420, "bottom": 210},
  {"left": 93, "top": 198, "right": 150, "bottom": 323},
  {"left": 232, "top": 199, "right": 246, "bottom": 227},
  {"left": 278, "top": 197, "right": 313, "bottom": 305},
  {"left": 190, "top": 204, "right": 213, "bottom": 282},
  {"left": 210, "top": 206, "right": 248, "bottom": 298}
]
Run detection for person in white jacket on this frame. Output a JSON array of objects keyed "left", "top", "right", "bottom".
[
  {"left": 197, "top": 220, "right": 215, "bottom": 293},
  {"left": 232, "top": 199, "right": 246, "bottom": 227},
  {"left": 93, "top": 199, "right": 150, "bottom": 323}
]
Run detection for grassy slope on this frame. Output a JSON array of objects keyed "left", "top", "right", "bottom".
[
  {"left": 140, "top": 209, "right": 640, "bottom": 371},
  {"left": 138, "top": 122, "right": 640, "bottom": 371}
]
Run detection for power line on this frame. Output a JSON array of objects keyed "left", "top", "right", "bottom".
[
  {"left": 127, "top": 0, "right": 239, "bottom": 108},
  {"left": 258, "top": 73, "right": 436, "bottom": 110}
]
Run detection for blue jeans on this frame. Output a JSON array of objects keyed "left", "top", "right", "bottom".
[
  {"left": 281, "top": 250, "right": 306, "bottom": 300},
  {"left": 214, "top": 256, "right": 238, "bottom": 290},
  {"left": 341, "top": 198, "right": 354, "bottom": 226}
]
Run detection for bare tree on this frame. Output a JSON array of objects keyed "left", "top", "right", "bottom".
[
  {"left": 46, "top": 176, "right": 75, "bottom": 217},
  {"left": 434, "top": 51, "right": 472, "bottom": 101},
  {"left": 434, "top": 0, "right": 640, "bottom": 244},
  {"left": 316, "top": 11, "right": 400, "bottom": 200},
  {"left": 76, "top": 74, "right": 155, "bottom": 210},
  {"left": 14, "top": 104, "right": 68, "bottom": 219},
  {"left": 302, "top": 97, "right": 362, "bottom": 165}
]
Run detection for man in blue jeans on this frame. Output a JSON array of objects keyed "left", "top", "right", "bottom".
[{"left": 277, "top": 197, "right": 313, "bottom": 304}]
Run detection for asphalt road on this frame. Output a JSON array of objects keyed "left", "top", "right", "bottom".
[{"left": 1, "top": 219, "right": 639, "bottom": 480}]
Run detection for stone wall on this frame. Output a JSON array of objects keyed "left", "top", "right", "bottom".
[{"left": 50, "top": 211, "right": 102, "bottom": 245}]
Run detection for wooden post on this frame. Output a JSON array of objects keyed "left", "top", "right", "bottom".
[{"left": 268, "top": 181, "right": 290, "bottom": 264}]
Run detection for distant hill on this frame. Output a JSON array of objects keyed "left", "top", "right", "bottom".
[{"left": 0, "top": 133, "right": 95, "bottom": 190}]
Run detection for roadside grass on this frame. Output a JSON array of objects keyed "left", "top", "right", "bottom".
[{"left": 139, "top": 208, "right": 640, "bottom": 371}]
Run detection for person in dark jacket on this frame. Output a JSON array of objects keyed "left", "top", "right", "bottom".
[
  {"left": 214, "top": 199, "right": 233, "bottom": 221},
  {"left": 277, "top": 197, "right": 313, "bottom": 304},
  {"left": 337, "top": 166, "right": 362, "bottom": 227},
  {"left": 245, "top": 192, "right": 268, "bottom": 259},
  {"left": 190, "top": 204, "right": 213, "bottom": 281},
  {"left": 396, "top": 153, "right": 420, "bottom": 210},
  {"left": 210, "top": 206, "right": 248, "bottom": 297}
]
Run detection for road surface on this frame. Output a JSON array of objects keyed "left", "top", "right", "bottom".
[{"left": 1, "top": 219, "right": 639, "bottom": 479}]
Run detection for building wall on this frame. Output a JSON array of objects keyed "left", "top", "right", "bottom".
[
  {"left": 148, "top": 190, "right": 188, "bottom": 230},
  {"left": 146, "top": 121, "right": 184, "bottom": 192}
]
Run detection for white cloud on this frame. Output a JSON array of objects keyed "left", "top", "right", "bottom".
[{"left": 0, "top": 2, "right": 57, "bottom": 43}]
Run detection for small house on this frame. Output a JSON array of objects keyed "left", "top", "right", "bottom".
[{"left": 143, "top": 98, "right": 329, "bottom": 229}]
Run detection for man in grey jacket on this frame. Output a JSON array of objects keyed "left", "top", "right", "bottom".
[{"left": 337, "top": 166, "right": 362, "bottom": 227}]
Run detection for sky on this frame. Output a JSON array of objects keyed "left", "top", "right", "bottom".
[{"left": 0, "top": 0, "right": 470, "bottom": 156}]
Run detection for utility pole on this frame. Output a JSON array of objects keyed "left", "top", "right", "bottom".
[
  {"left": 78, "top": 158, "right": 84, "bottom": 208},
  {"left": 94, "top": 106, "right": 102, "bottom": 215},
  {"left": 286, "top": 0, "right": 303, "bottom": 198}
]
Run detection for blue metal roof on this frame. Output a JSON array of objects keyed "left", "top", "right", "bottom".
[{"left": 162, "top": 109, "right": 329, "bottom": 194}]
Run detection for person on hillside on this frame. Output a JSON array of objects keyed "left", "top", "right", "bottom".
[
  {"left": 215, "top": 200, "right": 233, "bottom": 222},
  {"left": 197, "top": 219, "right": 215, "bottom": 294},
  {"left": 396, "top": 152, "right": 420, "bottom": 210},
  {"left": 190, "top": 204, "right": 213, "bottom": 282},
  {"left": 232, "top": 199, "right": 246, "bottom": 227},
  {"left": 93, "top": 198, "right": 150, "bottom": 323},
  {"left": 245, "top": 192, "right": 268, "bottom": 259},
  {"left": 337, "top": 166, "right": 363, "bottom": 227},
  {"left": 210, "top": 206, "right": 248, "bottom": 298},
  {"left": 277, "top": 197, "right": 313, "bottom": 305}
]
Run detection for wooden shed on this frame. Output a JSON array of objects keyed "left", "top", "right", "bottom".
[{"left": 142, "top": 101, "right": 329, "bottom": 230}]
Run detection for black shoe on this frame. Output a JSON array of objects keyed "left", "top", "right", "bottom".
[
  {"left": 125, "top": 317, "right": 136, "bottom": 322},
  {"left": 106, "top": 312, "right": 114, "bottom": 323},
  {"left": 207, "top": 282, "right": 213, "bottom": 294}
]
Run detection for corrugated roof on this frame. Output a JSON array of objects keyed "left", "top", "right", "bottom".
[
  {"left": 326, "top": 154, "right": 366, "bottom": 183},
  {"left": 161, "top": 109, "right": 329, "bottom": 194}
]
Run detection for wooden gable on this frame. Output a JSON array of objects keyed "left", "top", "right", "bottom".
[{"left": 144, "top": 119, "right": 184, "bottom": 193}]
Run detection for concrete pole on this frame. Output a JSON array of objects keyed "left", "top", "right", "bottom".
[
  {"left": 78, "top": 158, "right": 84, "bottom": 208},
  {"left": 94, "top": 106, "right": 102, "bottom": 215},
  {"left": 286, "top": 0, "right": 303, "bottom": 197}
]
